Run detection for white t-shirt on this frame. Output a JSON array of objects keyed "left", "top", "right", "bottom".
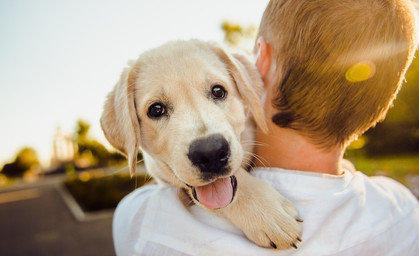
[{"left": 113, "top": 168, "right": 419, "bottom": 256}]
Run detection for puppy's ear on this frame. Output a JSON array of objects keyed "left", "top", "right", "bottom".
[
  {"left": 211, "top": 46, "right": 269, "bottom": 133},
  {"left": 100, "top": 61, "right": 141, "bottom": 177}
]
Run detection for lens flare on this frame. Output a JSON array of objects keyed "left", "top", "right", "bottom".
[{"left": 345, "top": 61, "right": 376, "bottom": 82}]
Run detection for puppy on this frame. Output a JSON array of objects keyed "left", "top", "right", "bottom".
[{"left": 101, "top": 40, "right": 302, "bottom": 249}]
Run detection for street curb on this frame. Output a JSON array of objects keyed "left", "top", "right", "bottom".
[{"left": 56, "top": 184, "right": 114, "bottom": 222}]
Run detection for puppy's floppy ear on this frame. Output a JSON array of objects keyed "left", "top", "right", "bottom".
[
  {"left": 100, "top": 61, "right": 141, "bottom": 177},
  {"left": 211, "top": 45, "right": 269, "bottom": 134}
]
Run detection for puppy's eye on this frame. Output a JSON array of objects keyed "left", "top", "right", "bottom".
[
  {"left": 147, "top": 103, "right": 166, "bottom": 119},
  {"left": 211, "top": 85, "right": 227, "bottom": 100}
]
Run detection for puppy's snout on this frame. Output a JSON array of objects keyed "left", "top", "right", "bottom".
[{"left": 188, "top": 134, "right": 230, "bottom": 174}]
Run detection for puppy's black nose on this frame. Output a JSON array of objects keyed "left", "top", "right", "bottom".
[{"left": 188, "top": 134, "right": 230, "bottom": 174}]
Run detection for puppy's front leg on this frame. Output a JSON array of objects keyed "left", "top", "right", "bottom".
[{"left": 219, "top": 169, "right": 303, "bottom": 249}]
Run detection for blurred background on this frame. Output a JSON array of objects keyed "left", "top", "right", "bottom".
[{"left": 0, "top": 0, "right": 418, "bottom": 255}]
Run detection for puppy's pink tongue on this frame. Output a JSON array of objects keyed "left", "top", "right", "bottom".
[{"left": 195, "top": 177, "right": 233, "bottom": 209}]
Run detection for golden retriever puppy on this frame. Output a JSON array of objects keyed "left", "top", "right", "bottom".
[{"left": 101, "top": 40, "right": 302, "bottom": 249}]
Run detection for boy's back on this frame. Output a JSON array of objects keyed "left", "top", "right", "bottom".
[{"left": 113, "top": 167, "right": 419, "bottom": 255}]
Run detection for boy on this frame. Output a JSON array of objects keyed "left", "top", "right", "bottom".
[{"left": 113, "top": 0, "right": 418, "bottom": 255}]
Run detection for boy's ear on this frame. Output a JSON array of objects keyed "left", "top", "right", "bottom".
[{"left": 255, "top": 37, "right": 272, "bottom": 84}]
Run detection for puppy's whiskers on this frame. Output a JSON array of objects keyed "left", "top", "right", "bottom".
[{"left": 245, "top": 151, "right": 269, "bottom": 168}]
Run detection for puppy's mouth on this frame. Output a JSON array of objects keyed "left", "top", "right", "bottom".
[{"left": 187, "top": 176, "right": 237, "bottom": 209}]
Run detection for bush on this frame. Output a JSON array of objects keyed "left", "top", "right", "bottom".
[
  {"left": 364, "top": 123, "right": 419, "bottom": 156},
  {"left": 64, "top": 173, "right": 152, "bottom": 212},
  {"left": 1, "top": 148, "right": 40, "bottom": 178}
]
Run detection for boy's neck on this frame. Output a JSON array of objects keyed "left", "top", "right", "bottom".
[{"left": 254, "top": 125, "right": 344, "bottom": 175}]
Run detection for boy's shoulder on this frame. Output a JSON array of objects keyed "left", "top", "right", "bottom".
[{"left": 355, "top": 171, "right": 418, "bottom": 207}]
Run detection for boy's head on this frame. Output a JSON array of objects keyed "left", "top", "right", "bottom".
[{"left": 256, "top": 0, "right": 418, "bottom": 148}]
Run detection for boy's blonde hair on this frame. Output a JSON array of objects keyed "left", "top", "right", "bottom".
[{"left": 257, "top": 0, "right": 418, "bottom": 148}]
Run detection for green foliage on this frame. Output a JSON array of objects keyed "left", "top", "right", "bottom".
[
  {"left": 77, "top": 140, "right": 126, "bottom": 166},
  {"left": 64, "top": 173, "right": 152, "bottom": 212},
  {"left": 363, "top": 124, "right": 419, "bottom": 155},
  {"left": 0, "top": 148, "right": 40, "bottom": 178},
  {"left": 221, "top": 21, "right": 257, "bottom": 52},
  {"left": 345, "top": 152, "right": 419, "bottom": 196},
  {"left": 75, "top": 120, "right": 90, "bottom": 142},
  {"left": 385, "top": 54, "right": 419, "bottom": 124},
  {"left": 73, "top": 119, "right": 133, "bottom": 167},
  {"left": 363, "top": 54, "right": 419, "bottom": 156}
]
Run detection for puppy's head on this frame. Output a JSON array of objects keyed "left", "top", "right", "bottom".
[{"left": 101, "top": 40, "right": 267, "bottom": 209}]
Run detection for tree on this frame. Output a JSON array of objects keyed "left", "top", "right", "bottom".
[
  {"left": 1, "top": 148, "right": 40, "bottom": 178},
  {"left": 73, "top": 119, "right": 129, "bottom": 167},
  {"left": 75, "top": 119, "right": 90, "bottom": 142},
  {"left": 221, "top": 21, "right": 257, "bottom": 52}
]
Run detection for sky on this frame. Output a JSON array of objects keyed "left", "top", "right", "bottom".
[{"left": 0, "top": 0, "right": 270, "bottom": 167}]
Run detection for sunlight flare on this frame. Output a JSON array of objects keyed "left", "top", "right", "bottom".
[{"left": 345, "top": 61, "right": 376, "bottom": 82}]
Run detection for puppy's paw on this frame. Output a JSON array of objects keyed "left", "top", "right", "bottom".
[
  {"left": 220, "top": 170, "right": 303, "bottom": 249},
  {"left": 242, "top": 193, "right": 303, "bottom": 249}
]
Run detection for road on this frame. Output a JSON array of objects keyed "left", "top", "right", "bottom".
[{"left": 0, "top": 176, "right": 115, "bottom": 256}]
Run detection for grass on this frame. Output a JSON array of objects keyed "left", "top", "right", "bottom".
[{"left": 345, "top": 151, "right": 419, "bottom": 197}]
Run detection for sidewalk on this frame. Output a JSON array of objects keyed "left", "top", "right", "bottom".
[{"left": 0, "top": 176, "right": 115, "bottom": 256}]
